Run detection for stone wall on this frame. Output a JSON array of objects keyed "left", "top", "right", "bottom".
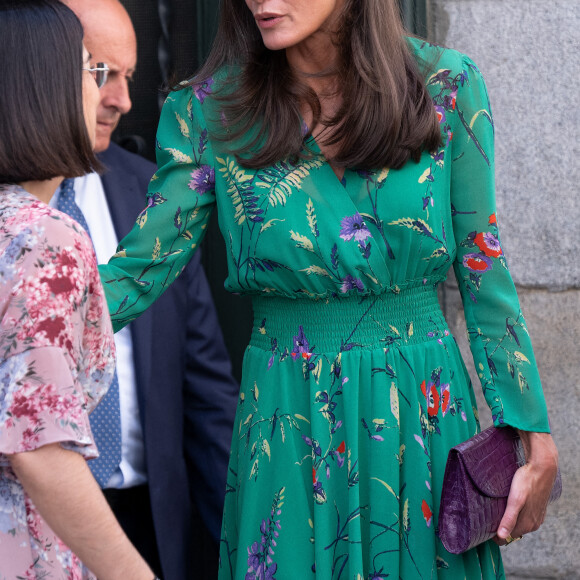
[{"left": 430, "top": 0, "right": 580, "bottom": 577}]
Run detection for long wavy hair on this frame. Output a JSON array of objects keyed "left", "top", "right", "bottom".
[{"left": 187, "top": 0, "right": 441, "bottom": 171}]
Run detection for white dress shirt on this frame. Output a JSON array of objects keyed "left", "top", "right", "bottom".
[{"left": 51, "top": 173, "right": 147, "bottom": 489}]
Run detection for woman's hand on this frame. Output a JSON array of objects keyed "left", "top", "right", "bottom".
[{"left": 494, "top": 430, "right": 559, "bottom": 545}]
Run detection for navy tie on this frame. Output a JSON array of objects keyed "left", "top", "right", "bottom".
[{"left": 58, "top": 178, "right": 122, "bottom": 487}]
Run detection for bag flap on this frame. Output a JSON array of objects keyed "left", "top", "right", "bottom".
[{"left": 454, "top": 426, "right": 522, "bottom": 498}]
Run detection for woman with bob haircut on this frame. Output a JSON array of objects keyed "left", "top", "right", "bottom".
[
  {"left": 99, "top": 0, "right": 559, "bottom": 577},
  {"left": 0, "top": 1, "right": 154, "bottom": 577}
]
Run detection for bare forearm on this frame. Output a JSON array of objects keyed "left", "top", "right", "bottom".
[
  {"left": 517, "top": 429, "right": 559, "bottom": 469},
  {"left": 9, "top": 444, "right": 153, "bottom": 580}
]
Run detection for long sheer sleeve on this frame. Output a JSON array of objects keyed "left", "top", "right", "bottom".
[
  {"left": 450, "top": 55, "right": 550, "bottom": 432},
  {"left": 99, "top": 87, "right": 217, "bottom": 332}
]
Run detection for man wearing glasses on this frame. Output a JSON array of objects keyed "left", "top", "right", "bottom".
[
  {"left": 83, "top": 62, "right": 109, "bottom": 89},
  {"left": 54, "top": 1, "right": 239, "bottom": 578}
]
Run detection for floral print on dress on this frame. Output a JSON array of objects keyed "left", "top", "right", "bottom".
[
  {"left": 0, "top": 184, "right": 115, "bottom": 578},
  {"left": 100, "top": 39, "right": 550, "bottom": 580}
]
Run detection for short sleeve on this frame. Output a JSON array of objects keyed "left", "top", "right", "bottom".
[
  {"left": 0, "top": 348, "right": 96, "bottom": 457},
  {"left": 450, "top": 55, "right": 550, "bottom": 432},
  {"left": 99, "top": 86, "right": 217, "bottom": 332},
  {"left": 0, "top": 211, "right": 115, "bottom": 459}
]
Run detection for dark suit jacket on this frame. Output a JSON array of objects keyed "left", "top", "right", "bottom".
[{"left": 98, "top": 143, "right": 238, "bottom": 580}]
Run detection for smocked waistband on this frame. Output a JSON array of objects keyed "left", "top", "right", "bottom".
[{"left": 250, "top": 285, "right": 449, "bottom": 353}]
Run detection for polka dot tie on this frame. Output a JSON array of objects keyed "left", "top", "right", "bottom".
[{"left": 57, "top": 179, "right": 122, "bottom": 487}]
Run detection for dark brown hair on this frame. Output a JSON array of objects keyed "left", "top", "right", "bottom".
[
  {"left": 187, "top": 0, "right": 441, "bottom": 170},
  {"left": 0, "top": 0, "right": 101, "bottom": 184}
]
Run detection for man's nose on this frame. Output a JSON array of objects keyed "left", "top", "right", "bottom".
[{"left": 101, "top": 75, "right": 132, "bottom": 114}]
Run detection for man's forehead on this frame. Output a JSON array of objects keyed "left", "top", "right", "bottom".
[
  {"left": 80, "top": 12, "right": 137, "bottom": 71},
  {"left": 84, "top": 33, "right": 137, "bottom": 73},
  {"left": 65, "top": 0, "right": 136, "bottom": 59}
]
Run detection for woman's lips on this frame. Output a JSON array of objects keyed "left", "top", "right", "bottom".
[{"left": 255, "top": 13, "right": 284, "bottom": 29}]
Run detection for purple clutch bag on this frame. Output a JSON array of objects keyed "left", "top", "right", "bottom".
[{"left": 438, "top": 426, "right": 562, "bottom": 554}]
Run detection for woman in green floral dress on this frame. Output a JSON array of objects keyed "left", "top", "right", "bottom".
[{"left": 99, "top": 0, "right": 559, "bottom": 578}]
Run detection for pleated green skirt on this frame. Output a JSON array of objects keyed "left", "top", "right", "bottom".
[{"left": 219, "top": 286, "right": 504, "bottom": 579}]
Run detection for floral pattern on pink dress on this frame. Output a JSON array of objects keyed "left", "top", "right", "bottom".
[{"left": 0, "top": 184, "right": 115, "bottom": 578}]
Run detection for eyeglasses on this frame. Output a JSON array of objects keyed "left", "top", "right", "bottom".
[{"left": 82, "top": 62, "right": 109, "bottom": 88}]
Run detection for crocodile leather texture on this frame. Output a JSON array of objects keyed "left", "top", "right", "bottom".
[{"left": 438, "top": 426, "right": 562, "bottom": 554}]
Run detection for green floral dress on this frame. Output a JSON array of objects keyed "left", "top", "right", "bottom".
[{"left": 99, "top": 39, "right": 550, "bottom": 579}]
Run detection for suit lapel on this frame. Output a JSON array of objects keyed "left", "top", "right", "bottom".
[
  {"left": 100, "top": 158, "right": 145, "bottom": 238},
  {"left": 99, "top": 149, "right": 153, "bottom": 425}
]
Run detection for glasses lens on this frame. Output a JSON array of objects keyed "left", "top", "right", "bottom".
[{"left": 95, "top": 63, "right": 108, "bottom": 88}]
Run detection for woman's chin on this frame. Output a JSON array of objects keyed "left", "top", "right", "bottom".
[{"left": 259, "top": 32, "right": 294, "bottom": 52}]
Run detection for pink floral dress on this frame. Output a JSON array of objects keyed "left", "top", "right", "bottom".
[{"left": 0, "top": 184, "right": 115, "bottom": 578}]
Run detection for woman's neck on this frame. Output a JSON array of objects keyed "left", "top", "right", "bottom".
[
  {"left": 285, "top": 27, "right": 344, "bottom": 180},
  {"left": 18, "top": 177, "right": 63, "bottom": 204},
  {"left": 286, "top": 30, "right": 340, "bottom": 92}
]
